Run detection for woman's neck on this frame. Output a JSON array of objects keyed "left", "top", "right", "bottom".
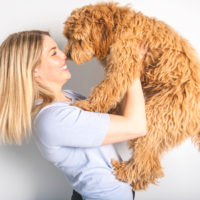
[{"left": 54, "top": 91, "right": 71, "bottom": 102}]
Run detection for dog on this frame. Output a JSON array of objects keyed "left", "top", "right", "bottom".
[{"left": 63, "top": 2, "right": 200, "bottom": 190}]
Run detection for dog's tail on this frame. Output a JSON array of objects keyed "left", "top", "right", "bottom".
[
  {"left": 181, "top": 38, "right": 200, "bottom": 79},
  {"left": 182, "top": 38, "right": 200, "bottom": 151}
]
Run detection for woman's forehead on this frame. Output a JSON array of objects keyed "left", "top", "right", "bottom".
[{"left": 42, "top": 36, "right": 57, "bottom": 54}]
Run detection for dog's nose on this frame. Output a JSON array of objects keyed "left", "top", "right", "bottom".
[{"left": 66, "top": 51, "right": 71, "bottom": 59}]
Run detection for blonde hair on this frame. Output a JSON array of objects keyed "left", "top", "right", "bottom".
[{"left": 0, "top": 30, "right": 56, "bottom": 145}]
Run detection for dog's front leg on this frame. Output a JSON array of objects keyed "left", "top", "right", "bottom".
[
  {"left": 73, "top": 39, "right": 144, "bottom": 113},
  {"left": 73, "top": 71, "right": 130, "bottom": 112},
  {"left": 72, "top": 52, "right": 143, "bottom": 113}
]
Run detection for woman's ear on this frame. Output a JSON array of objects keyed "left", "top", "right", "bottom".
[{"left": 33, "top": 68, "right": 40, "bottom": 78}]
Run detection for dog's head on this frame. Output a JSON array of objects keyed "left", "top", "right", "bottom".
[{"left": 63, "top": 3, "right": 117, "bottom": 64}]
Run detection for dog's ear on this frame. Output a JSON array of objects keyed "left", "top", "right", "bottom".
[
  {"left": 91, "top": 13, "right": 114, "bottom": 60},
  {"left": 73, "top": 24, "right": 90, "bottom": 40}
]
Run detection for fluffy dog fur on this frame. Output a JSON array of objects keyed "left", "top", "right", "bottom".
[{"left": 63, "top": 2, "right": 200, "bottom": 190}]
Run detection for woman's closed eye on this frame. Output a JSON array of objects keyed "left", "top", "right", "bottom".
[{"left": 51, "top": 51, "right": 57, "bottom": 56}]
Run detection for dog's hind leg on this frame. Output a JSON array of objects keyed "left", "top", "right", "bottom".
[
  {"left": 111, "top": 88, "right": 200, "bottom": 190},
  {"left": 111, "top": 100, "right": 166, "bottom": 190},
  {"left": 111, "top": 124, "right": 165, "bottom": 190}
]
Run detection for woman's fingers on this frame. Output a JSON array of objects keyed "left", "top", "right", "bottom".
[{"left": 137, "top": 43, "right": 148, "bottom": 60}]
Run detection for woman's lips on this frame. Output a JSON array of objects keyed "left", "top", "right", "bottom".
[{"left": 60, "top": 65, "right": 68, "bottom": 71}]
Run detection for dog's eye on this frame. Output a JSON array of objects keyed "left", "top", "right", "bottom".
[{"left": 78, "top": 40, "right": 82, "bottom": 45}]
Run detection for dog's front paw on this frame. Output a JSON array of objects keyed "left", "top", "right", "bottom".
[{"left": 73, "top": 100, "right": 93, "bottom": 111}]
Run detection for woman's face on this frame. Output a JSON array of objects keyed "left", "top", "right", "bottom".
[{"left": 34, "top": 35, "right": 71, "bottom": 88}]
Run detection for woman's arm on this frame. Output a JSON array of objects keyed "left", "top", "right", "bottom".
[
  {"left": 33, "top": 45, "right": 147, "bottom": 148},
  {"left": 101, "top": 45, "right": 147, "bottom": 145},
  {"left": 101, "top": 78, "right": 147, "bottom": 145}
]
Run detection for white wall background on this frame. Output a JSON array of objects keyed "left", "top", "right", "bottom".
[{"left": 0, "top": 0, "right": 200, "bottom": 199}]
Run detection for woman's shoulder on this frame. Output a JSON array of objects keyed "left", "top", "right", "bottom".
[
  {"left": 33, "top": 90, "right": 86, "bottom": 124},
  {"left": 63, "top": 89, "right": 86, "bottom": 101}
]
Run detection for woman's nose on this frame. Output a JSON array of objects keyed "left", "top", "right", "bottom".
[{"left": 60, "top": 51, "right": 67, "bottom": 60}]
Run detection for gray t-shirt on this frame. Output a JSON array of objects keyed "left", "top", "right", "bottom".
[{"left": 32, "top": 90, "right": 133, "bottom": 200}]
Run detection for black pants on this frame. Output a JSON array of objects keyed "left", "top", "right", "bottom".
[
  {"left": 71, "top": 190, "right": 83, "bottom": 200},
  {"left": 71, "top": 190, "right": 135, "bottom": 200}
]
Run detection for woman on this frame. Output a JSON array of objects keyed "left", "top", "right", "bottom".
[{"left": 0, "top": 30, "right": 147, "bottom": 200}]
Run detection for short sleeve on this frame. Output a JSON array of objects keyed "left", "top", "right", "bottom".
[
  {"left": 33, "top": 104, "right": 110, "bottom": 148},
  {"left": 63, "top": 89, "right": 86, "bottom": 101}
]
